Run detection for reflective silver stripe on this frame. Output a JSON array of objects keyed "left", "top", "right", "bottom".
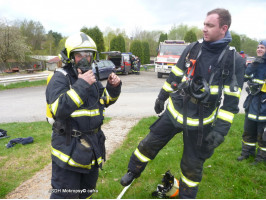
[
  {"left": 71, "top": 109, "right": 100, "bottom": 117},
  {"left": 244, "top": 74, "right": 252, "bottom": 78},
  {"left": 217, "top": 109, "right": 234, "bottom": 123},
  {"left": 242, "top": 140, "right": 256, "bottom": 146},
  {"left": 163, "top": 81, "right": 174, "bottom": 93},
  {"left": 223, "top": 85, "right": 241, "bottom": 98},
  {"left": 167, "top": 97, "right": 217, "bottom": 126},
  {"left": 67, "top": 89, "right": 83, "bottom": 107},
  {"left": 134, "top": 148, "right": 151, "bottom": 162},
  {"left": 172, "top": 66, "right": 184, "bottom": 77},
  {"left": 181, "top": 172, "right": 199, "bottom": 187}
]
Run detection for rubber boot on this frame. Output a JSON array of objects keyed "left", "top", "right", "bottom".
[
  {"left": 120, "top": 171, "right": 138, "bottom": 186},
  {"left": 237, "top": 142, "right": 256, "bottom": 161},
  {"left": 251, "top": 148, "right": 266, "bottom": 165},
  {"left": 179, "top": 179, "right": 198, "bottom": 199}
]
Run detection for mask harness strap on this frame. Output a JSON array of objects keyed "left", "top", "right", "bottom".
[
  {"left": 197, "top": 46, "right": 228, "bottom": 146},
  {"left": 183, "top": 47, "right": 202, "bottom": 136}
]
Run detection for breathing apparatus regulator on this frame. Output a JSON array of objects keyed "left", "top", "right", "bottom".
[
  {"left": 171, "top": 45, "right": 239, "bottom": 102},
  {"left": 246, "top": 80, "right": 263, "bottom": 95},
  {"left": 173, "top": 53, "right": 211, "bottom": 102},
  {"left": 152, "top": 170, "right": 179, "bottom": 198}
]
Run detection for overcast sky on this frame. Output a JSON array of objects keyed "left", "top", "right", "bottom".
[{"left": 0, "top": 0, "right": 265, "bottom": 40}]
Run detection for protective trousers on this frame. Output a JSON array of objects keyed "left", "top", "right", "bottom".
[
  {"left": 50, "top": 161, "right": 99, "bottom": 199},
  {"left": 127, "top": 113, "right": 214, "bottom": 199},
  {"left": 241, "top": 114, "right": 266, "bottom": 161}
]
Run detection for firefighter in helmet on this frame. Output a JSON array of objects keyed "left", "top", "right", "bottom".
[
  {"left": 120, "top": 8, "right": 246, "bottom": 198},
  {"left": 46, "top": 32, "right": 121, "bottom": 199},
  {"left": 237, "top": 40, "right": 266, "bottom": 165}
]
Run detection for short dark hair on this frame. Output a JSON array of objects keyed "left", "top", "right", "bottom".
[{"left": 207, "top": 8, "right": 231, "bottom": 29}]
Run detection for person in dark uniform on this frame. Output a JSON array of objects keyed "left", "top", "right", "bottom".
[
  {"left": 120, "top": 8, "right": 246, "bottom": 199},
  {"left": 46, "top": 32, "right": 121, "bottom": 199},
  {"left": 237, "top": 40, "right": 266, "bottom": 165}
]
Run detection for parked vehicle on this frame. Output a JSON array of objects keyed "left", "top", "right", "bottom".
[
  {"left": 154, "top": 40, "right": 189, "bottom": 78},
  {"left": 92, "top": 60, "right": 116, "bottom": 80},
  {"left": 101, "top": 51, "right": 134, "bottom": 75},
  {"left": 246, "top": 56, "right": 255, "bottom": 66}
]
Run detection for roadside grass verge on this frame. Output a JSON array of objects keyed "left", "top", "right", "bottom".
[
  {"left": 0, "top": 80, "right": 46, "bottom": 91},
  {"left": 94, "top": 114, "right": 265, "bottom": 199},
  {"left": 0, "top": 118, "right": 111, "bottom": 198}
]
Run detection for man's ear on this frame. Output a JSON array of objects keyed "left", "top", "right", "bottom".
[{"left": 221, "top": 25, "right": 229, "bottom": 34}]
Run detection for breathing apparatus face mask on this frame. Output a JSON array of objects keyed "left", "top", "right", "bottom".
[{"left": 73, "top": 51, "right": 94, "bottom": 73}]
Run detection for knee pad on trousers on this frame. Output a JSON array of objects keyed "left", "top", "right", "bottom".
[{"left": 179, "top": 179, "right": 199, "bottom": 199}]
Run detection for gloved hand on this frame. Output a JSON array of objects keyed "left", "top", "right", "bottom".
[
  {"left": 253, "top": 57, "right": 264, "bottom": 65},
  {"left": 205, "top": 131, "right": 225, "bottom": 151},
  {"left": 154, "top": 98, "right": 165, "bottom": 114}
]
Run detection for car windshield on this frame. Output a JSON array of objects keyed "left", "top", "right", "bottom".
[{"left": 159, "top": 45, "right": 187, "bottom": 56}]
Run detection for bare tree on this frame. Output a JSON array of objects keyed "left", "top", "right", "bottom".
[{"left": 0, "top": 19, "right": 31, "bottom": 66}]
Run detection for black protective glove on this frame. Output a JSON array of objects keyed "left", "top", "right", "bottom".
[
  {"left": 253, "top": 57, "right": 264, "bottom": 65},
  {"left": 205, "top": 131, "right": 225, "bottom": 151},
  {"left": 154, "top": 98, "right": 165, "bottom": 114}
]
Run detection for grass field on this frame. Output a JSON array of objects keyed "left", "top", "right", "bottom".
[
  {"left": 0, "top": 115, "right": 265, "bottom": 199},
  {"left": 0, "top": 80, "right": 46, "bottom": 91},
  {"left": 93, "top": 115, "right": 265, "bottom": 199}
]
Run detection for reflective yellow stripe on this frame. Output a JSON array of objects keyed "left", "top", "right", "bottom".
[
  {"left": 210, "top": 85, "right": 219, "bottom": 95},
  {"left": 253, "top": 79, "right": 264, "bottom": 84},
  {"left": 258, "top": 116, "right": 266, "bottom": 120},
  {"left": 49, "top": 98, "right": 60, "bottom": 115},
  {"left": 70, "top": 109, "right": 100, "bottom": 117},
  {"left": 248, "top": 114, "right": 257, "bottom": 120},
  {"left": 223, "top": 85, "right": 241, "bottom": 98},
  {"left": 244, "top": 74, "right": 252, "bottom": 78},
  {"left": 167, "top": 97, "right": 217, "bottom": 126},
  {"left": 67, "top": 89, "right": 83, "bottom": 107},
  {"left": 163, "top": 81, "right": 174, "bottom": 93},
  {"left": 242, "top": 140, "right": 256, "bottom": 146},
  {"left": 181, "top": 172, "right": 199, "bottom": 187},
  {"left": 259, "top": 146, "right": 266, "bottom": 151},
  {"left": 51, "top": 147, "right": 96, "bottom": 169},
  {"left": 134, "top": 148, "right": 151, "bottom": 162},
  {"left": 217, "top": 109, "right": 234, "bottom": 123},
  {"left": 103, "top": 88, "right": 119, "bottom": 102},
  {"left": 172, "top": 65, "right": 184, "bottom": 77}
]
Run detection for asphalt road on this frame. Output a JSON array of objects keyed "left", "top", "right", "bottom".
[{"left": 0, "top": 71, "right": 247, "bottom": 123}]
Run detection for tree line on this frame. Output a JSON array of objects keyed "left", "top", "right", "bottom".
[{"left": 0, "top": 18, "right": 262, "bottom": 67}]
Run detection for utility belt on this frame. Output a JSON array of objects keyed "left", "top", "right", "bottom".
[{"left": 71, "top": 128, "right": 100, "bottom": 137}]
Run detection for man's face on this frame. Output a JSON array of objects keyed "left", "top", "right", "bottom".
[
  {"left": 74, "top": 51, "right": 92, "bottom": 64},
  {"left": 202, "top": 13, "right": 228, "bottom": 42},
  {"left": 256, "top": 45, "right": 266, "bottom": 57}
]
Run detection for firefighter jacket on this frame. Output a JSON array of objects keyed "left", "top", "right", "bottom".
[
  {"left": 243, "top": 57, "right": 266, "bottom": 121},
  {"left": 46, "top": 64, "right": 121, "bottom": 173},
  {"left": 158, "top": 39, "right": 246, "bottom": 137}
]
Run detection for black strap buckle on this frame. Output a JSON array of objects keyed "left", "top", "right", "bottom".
[{"left": 72, "top": 129, "right": 82, "bottom": 137}]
